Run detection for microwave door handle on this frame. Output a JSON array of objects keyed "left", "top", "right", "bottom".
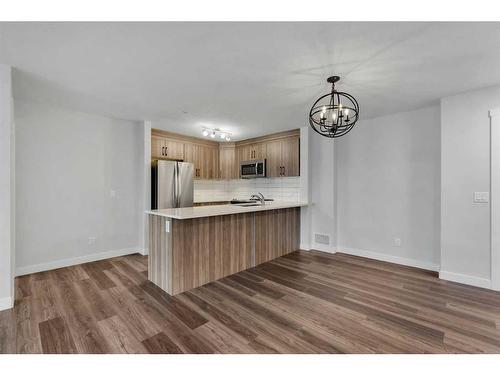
[{"left": 255, "top": 162, "right": 258, "bottom": 175}]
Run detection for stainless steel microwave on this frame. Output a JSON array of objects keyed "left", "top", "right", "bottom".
[{"left": 240, "top": 159, "right": 266, "bottom": 178}]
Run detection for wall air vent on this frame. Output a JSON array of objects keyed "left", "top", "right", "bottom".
[{"left": 314, "top": 233, "right": 330, "bottom": 245}]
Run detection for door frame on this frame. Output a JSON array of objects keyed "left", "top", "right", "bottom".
[{"left": 490, "top": 109, "right": 500, "bottom": 290}]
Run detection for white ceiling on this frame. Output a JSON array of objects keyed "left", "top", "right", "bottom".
[{"left": 1, "top": 22, "right": 500, "bottom": 140}]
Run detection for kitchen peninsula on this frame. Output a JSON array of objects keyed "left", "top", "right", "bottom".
[{"left": 146, "top": 202, "right": 306, "bottom": 295}]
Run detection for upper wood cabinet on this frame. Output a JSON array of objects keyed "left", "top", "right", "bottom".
[
  {"left": 265, "top": 136, "right": 300, "bottom": 177},
  {"left": 236, "top": 143, "right": 266, "bottom": 164},
  {"left": 151, "top": 135, "right": 184, "bottom": 160},
  {"left": 203, "top": 146, "right": 219, "bottom": 179},
  {"left": 219, "top": 144, "right": 237, "bottom": 180},
  {"left": 280, "top": 136, "right": 300, "bottom": 177},
  {"left": 164, "top": 139, "right": 184, "bottom": 160},
  {"left": 183, "top": 142, "right": 201, "bottom": 178},
  {"left": 152, "top": 128, "right": 299, "bottom": 180},
  {"left": 184, "top": 143, "right": 219, "bottom": 179}
]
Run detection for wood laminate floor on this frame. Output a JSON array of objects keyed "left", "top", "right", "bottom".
[{"left": 2, "top": 250, "right": 500, "bottom": 353}]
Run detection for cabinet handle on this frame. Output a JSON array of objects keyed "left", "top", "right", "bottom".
[
  {"left": 165, "top": 146, "right": 168, "bottom": 156},
  {"left": 161, "top": 147, "right": 164, "bottom": 156},
  {"left": 283, "top": 166, "right": 285, "bottom": 176}
]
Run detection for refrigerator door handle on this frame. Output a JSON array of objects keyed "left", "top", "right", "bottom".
[
  {"left": 177, "top": 164, "right": 182, "bottom": 208},
  {"left": 175, "top": 162, "right": 181, "bottom": 208},
  {"left": 172, "top": 162, "right": 177, "bottom": 208}
]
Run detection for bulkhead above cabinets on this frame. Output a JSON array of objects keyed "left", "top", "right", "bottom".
[{"left": 151, "top": 128, "right": 300, "bottom": 180}]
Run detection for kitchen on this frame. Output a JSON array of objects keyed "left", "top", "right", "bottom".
[
  {"left": 147, "top": 127, "right": 307, "bottom": 295},
  {"left": 2, "top": 20, "right": 500, "bottom": 358}
]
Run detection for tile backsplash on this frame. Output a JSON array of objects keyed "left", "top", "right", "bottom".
[{"left": 194, "top": 177, "right": 302, "bottom": 203}]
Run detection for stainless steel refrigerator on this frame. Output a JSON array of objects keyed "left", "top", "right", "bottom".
[{"left": 151, "top": 160, "right": 194, "bottom": 209}]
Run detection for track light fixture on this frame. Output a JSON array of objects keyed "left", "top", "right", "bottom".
[{"left": 201, "top": 127, "right": 232, "bottom": 142}]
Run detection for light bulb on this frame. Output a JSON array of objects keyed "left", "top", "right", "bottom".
[
  {"left": 344, "top": 108, "right": 349, "bottom": 116},
  {"left": 202, "top": 129, "right": 209, "bottom": 137},
  {"left": 220, "top": 132, "right": 226, "bottom": 139},
  {"left": 210, "top": 131, "right": 216, "bottom": 138}
]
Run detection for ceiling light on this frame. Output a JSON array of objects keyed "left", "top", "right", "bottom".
[
  {"left": 309, "top": 75, "right": 359, "bottom": 139},
  {"left": 200, "top": 127, "right": 232, "bottom": 141}
]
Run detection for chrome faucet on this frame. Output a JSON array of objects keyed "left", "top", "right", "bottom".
[{"left": 250, "top": 192, "right": 265, "bottom": 205}]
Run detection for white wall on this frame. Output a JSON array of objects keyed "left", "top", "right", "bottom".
[
  {"left": 335, "top": 106, "right": 441, "bottom": 270},
  {"left": 308, "top": 131, "right": 336, "bottom": 252},
  {"left": 0, "top": 65, "right": 15, "bottom": 310},
  {"left": 440, "top": 85, "right": 500, "bottom": 288},
  {"left": 15, "top": 99, "right": 144, "bottom": 275}
]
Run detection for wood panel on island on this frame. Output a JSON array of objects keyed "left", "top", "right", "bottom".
[
  {"left": 148, "top": 206, "right": 301, "bottom": 295},
  {"left": 151, "top": 128, "right": 300, "bottom": 179}
]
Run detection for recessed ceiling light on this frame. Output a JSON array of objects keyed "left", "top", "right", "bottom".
[
  {"left": 202, "top": 129, "right": 209, "bottom": 137},
  {"left": 210, "top": 131, "right": 216, "bottom": 138}
]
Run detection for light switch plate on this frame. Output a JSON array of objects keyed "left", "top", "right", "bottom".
[{"left": 474, "top": 192, "right": 489, "bottom": 203}]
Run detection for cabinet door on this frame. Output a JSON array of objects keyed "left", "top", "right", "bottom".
[
  {"left": 210, "top": 147, "right": 220, "bottom": 179},
  {"left": 281, "top": 137, "right": 300, "bottom": 177},
  {"left": 151, "top": 136, "right": 163, "bottom": 158},
  {"left": 219, "top": 146, "right": 236, "bottom": 180},
  {"left": 251, "top": 143, "right": 266, "bottom": 160},
  {"left": 265, "top": 140, "right": 282, "bottom": 177},
  {"left": 164, "top": 139, "right": 184, "bottom": 160},
  {"left": 236, "top": 145, "right": 252, "bottom": 164},
  {"left": 201, "top": 146, "right": 218, "bottom": 179},
  {"left": 184, "top": 143, "right": 202, "bottom": 178}
]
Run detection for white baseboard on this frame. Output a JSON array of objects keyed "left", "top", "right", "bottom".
[
  {"left": 0, "top": 296, "right": 14, "bottom": 311},
  {"left": 312, "top": 243, "right": 337, "bottom": 254},
  {"left": 336, "top": 246, "right": 440, "bottom": 272},
  {"left": 299, "top": 243, "right": 311, "bottom": 251},
  {"left": 439, "top": 270, "right": 492, "bottom": 289},
  {"left": 15, "top": 247, "right": 142, "bottom": 277}
]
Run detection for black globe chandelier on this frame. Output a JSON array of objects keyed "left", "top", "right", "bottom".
[{"left": 309, "top": 76, "right": 359, "bottom": 138}]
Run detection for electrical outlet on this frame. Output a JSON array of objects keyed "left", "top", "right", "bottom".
[
  {"left": 393, "top": 237, "right": 401, "bottom": 247},
  {"left": 88, "top": 237, "right": 96, "bottom": 245}
]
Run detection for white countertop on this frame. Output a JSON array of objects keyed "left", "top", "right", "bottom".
[{"left": 146, "top": 201, "right": 308, "bottom": 220}]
